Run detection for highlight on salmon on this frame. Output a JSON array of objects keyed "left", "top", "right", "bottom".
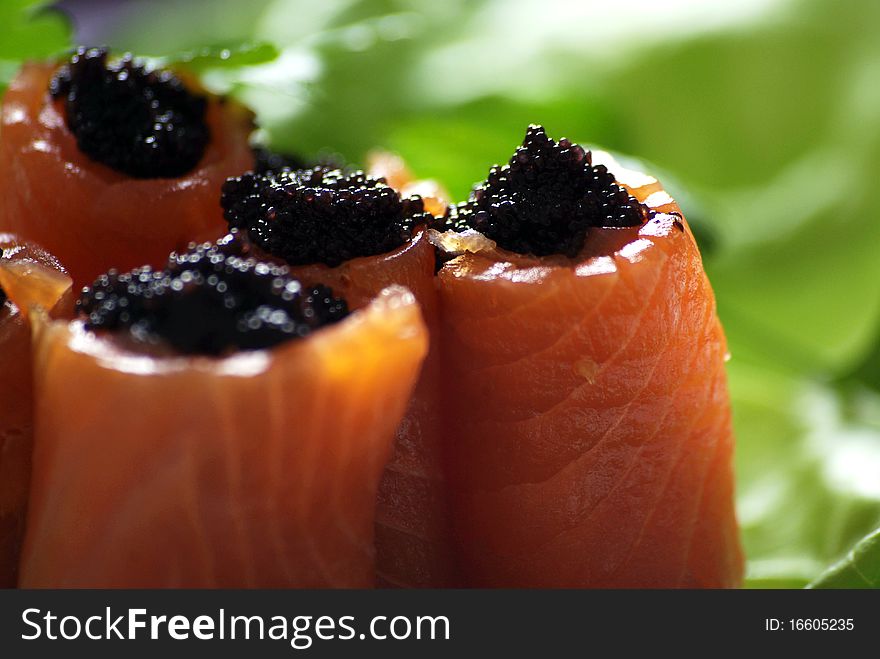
[
  {"left": 19, "top": 240, "right": 428, "bottom": 587},
  {"left": 0, "top": 47, "right": 255, "bottom": 286},
  {"left": 0, "top": 234, "right": 72, "bottom": 588},
  {"left": 432, "top": 125, "right": 743, "bottom": 588},
  {"left": 220, "top": 162, "right": 457, "bottom": 587}
]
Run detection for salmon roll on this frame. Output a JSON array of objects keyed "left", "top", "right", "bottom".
[
  {"left": 220, "top": 166, "right": 457, "bottom": 586},
  {"left": 433, "top": 125, "right": 743, "bottom": 587},
  {"left": 19, "top": 235, "right": 427, "bottom": 587},
  {"left": 0, "top": 47, "right": 254, "bottom": 287},
  {"left": 0, "top": 234, "right": 71, "bottom": 587}
]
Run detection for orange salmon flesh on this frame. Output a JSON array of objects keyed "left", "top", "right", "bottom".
[
  {"left": 287, "top": 229, "right": 459, "bottom": 587},
  {"left": 434, "top": 151, "right": 742, "bottom": 587},
  {"left": 0, "top": 234, "right": 71, "bottom": 587},
  {"left": 19, "top": 287, "right": 427, "bottom": 588}
]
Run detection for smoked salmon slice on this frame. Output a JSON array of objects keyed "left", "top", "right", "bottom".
[
  {"left": 289, "top": 230, "right": 455, "bottom": 587},
  {"left": 220, "top": 166, "right": 459, "bottom": 587},
  {"left": 19, "top": 240, "right": 427, "bottom": 588},
  {"left": 434, "top": 126, "right": 743, "bottom": 587},
  {"left": 0, "top": 49, "right": 254, "bottom": 287},
  {"left": 0, "top": 234, "right": 71, "bottom": 587}
]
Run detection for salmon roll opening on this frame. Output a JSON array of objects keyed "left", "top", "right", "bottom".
[
  {"left": 219, "top": 165, "right": 457, "bottom": 587},
  {"left": 0, "top": 234, "right": 71, "bottom": 587},
  {"left": 0, "top": 47, "right": 255, "bottom": 287},
  {"left": 433, "top": 125, "right": 743, "bottom": 588},
  {"left": 19, "top": 237, "right": 427, "bottom": 587}
]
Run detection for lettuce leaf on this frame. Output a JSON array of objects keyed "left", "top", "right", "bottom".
[
  {"left": 0, "top": 1, "right": 71, "bottom": 95},
  {"left": 733, "top": 363, "right": 880, "bottom": 587},
  {"left": 810, "top": 527, "right": 880, "bottom": 588},
  {"left": 158, "top": 43, "right": 280, "bottom": 72}
]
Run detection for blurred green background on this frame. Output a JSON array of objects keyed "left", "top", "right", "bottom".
[{"left": 6, "top": 0, "right": 880, "bottom": 586}]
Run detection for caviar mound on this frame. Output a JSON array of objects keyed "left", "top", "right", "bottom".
[
  {"left": 435, "top": 149, "right": 742, "bottom": 587},
  {"left": 0, "top": 60, "right": 254, "bottom": 286},
  {"left": 221, "top": 167, "right": 432, "bottom": 267},
  {"left": 21, "top": 286, "right": 427, "bottom": 587},
  {"left": 79, "top": 236, "right": 349, "bottom": 355},
  {"left": 50, "top": 47, "right": 209, "bottom": 179},
  {"left": 444, "top": 125, "right": 649, "bottom": 257},
  {"left": 0, "top": 234, "right": 71, "bottom": 588}
]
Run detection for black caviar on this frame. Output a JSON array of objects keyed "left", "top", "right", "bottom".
[
  {"left": 77, "top": 234, "right": 349, "bottom": 355},
  {"left": 443, "top": 124, "right": 649, "bottom": 257},
  {"left": 221, "top": 166, "right": 431, "bottom": 267},
  {"left": 50, "top": 47, "right": 209, "bottom": 178}
]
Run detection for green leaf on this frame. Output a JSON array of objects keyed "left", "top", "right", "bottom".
[
  {"left": 90, "top": 0, "right": 278, "bottom": 57},
  {"left": 709, "top": 157, "right": 880, "bottom": 374},
  {"left": 731, "top": 361, "right": 880, "bottom": 588},
  {"left": 0, "top": 1, "right": 70, "bottom": 61},
  {"left": 264, "top": 1, "right": 492, "bottom": 164},
  {"left": 809, "top": 527, "right": 880, "bottom": 588},
  {"left": 0, "top": 1, "right": 71, "bottom": 95},
  {"left": 159, "top": 42, "right": 280, "bottom": 72}
]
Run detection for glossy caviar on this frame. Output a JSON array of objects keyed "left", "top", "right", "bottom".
[
  {"left": 77, "top": 234, "right": 349, "bottom": 355},
  {"left": 221, "top": 166, "right": 431, "bottom": 267},
  {"left": 50, "top": 47, "right": 209, "bottom": 178},
  {"left": 443, "top": 124, "right": 649, "bottom": 257}
]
